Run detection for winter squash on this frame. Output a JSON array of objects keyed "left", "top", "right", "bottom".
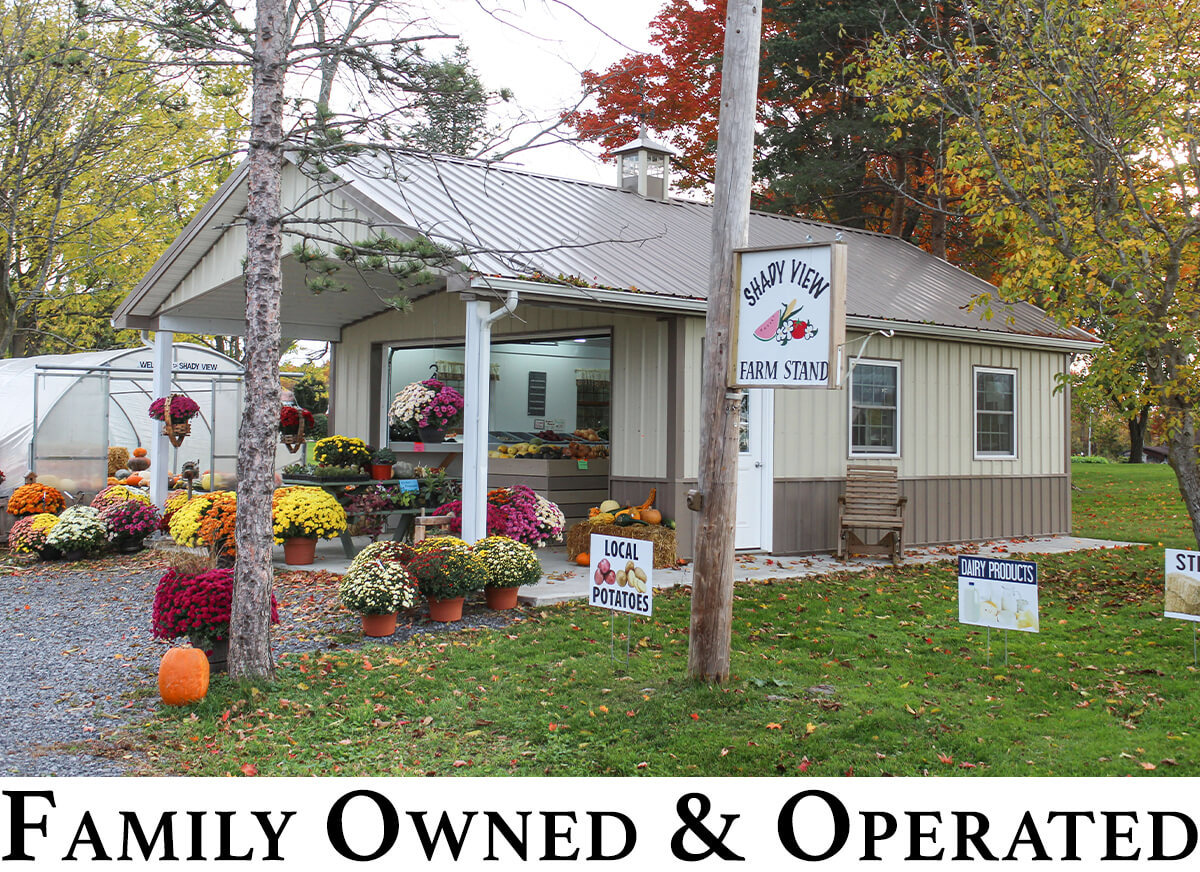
[
  {"left": 575, "top": 552, "right": 590, "bottom": 566},
  {"left": 158, "top": 647, "right": 210, "bottom": 706},
  {"left": 125, "top": 474, "right": 143, "bottom": 487},
  {"left": 132, "top": 447, "right": 148, "bottom": 458},
  {"left": 640, "top": 508, "right": 663, "bottom": 525},
  {"left": 128, "top": 455, "right": 150, "bottom": 472}
]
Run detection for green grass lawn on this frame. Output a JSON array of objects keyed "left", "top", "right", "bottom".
[
  {"left": 134, "top": 462, "right": 1200, "bottom": 777},
  {"left": 141, "top": 545, "right": 1200, "bottom": 777},
  {"left": 1071, "top": 460, "right": 1196, "bottom": 549}
]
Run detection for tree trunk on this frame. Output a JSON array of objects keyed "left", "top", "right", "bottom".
[
  {"left": 229, "top": 0, "right": 288, "bottom": 681},
  {"left": 1126, "top": 405, "right": 1149, "bottom": 463},
  {"left": 1166, "top": 409, "right": 1200, "bottom": 549},
  {"left": 688, "top": 0, "right": 762, "bottom": 684}
]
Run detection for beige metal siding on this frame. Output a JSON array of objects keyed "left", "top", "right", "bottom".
[
  {"left": 682, "top": 317, "right": 705, "bottom": 479},
  {"left": 169, "top": 164, "right": 375, "bottom": 312},
  {"left": 772, "top": 474, "right": 1070, "bottom": 553},
  {"left": 334, "top": 296, "right": 668, "bottom": 479},
  {"left": 773, "top": 333, "right": 1069, "bottom": 478}
]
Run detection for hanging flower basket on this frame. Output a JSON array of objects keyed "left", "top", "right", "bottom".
[
  {"left": 280, "top": 407, "right": 313, "bottom": 454},
  {"left": 150, "top": 395, "right": 200, "bottom": 448},
  {"left": 163, "top": 420, "right": 192, "bottom": 447}
]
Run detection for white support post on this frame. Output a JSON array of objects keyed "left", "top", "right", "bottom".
[
  {"left": 460, "top": 290, "right": 518, "bottom": 544},
  {"left": 462, "top": 298, "right": 490, "bottom": 543},
  {"left": 150, "top": 331, "right": 173, "bottom": 509}
]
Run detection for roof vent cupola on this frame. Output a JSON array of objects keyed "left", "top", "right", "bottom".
[{"left": 612, "top": 129, "right": 677, "bottom": 201}]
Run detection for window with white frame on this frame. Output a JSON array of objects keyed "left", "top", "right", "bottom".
[
  {"left": 975, "top": 367, "right": 1017, "bottom": 458},
  {"left": 849, "top": 360, "right": 900, "bottom": 456}
]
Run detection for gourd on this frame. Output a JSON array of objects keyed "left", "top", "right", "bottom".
[
  {"left": 614, "top": 513, "right": 647, "bottom": 527},
  {"left": 128, "top": 448, "right": 150, "bottom": 472},
  {"left": 158, "top": 647, "right": 210, "bottom": 706},
  {"left": 641, "top": 508, "right": 663, "bottom": 525},
  {"left": 115, "top": 468, "right": 132, "bottom": 480},
  {"left": 575, "top": 552, "right": 590, "bottom": 566},
  {"left": 125, "top": 474, "right": 143, "bottom": 487},
  {"left": 598, "top": 500, "right": 621, "bottom": 513},
  {"left": 591, "top": 512, "right": 616, "bottom": 525}
]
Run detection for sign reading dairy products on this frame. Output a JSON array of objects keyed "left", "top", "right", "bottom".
[
  {"left": 958, "top": 556, "right": 1039, "bottom": 633},
  {"left": 730, "top": 243, "right": 846, "bottom": 389},
  {"left": 588, "top": 534, "right": 653, "bottom": 616},
  {"left": 1165, "top": 549, "right": 1200, "bottom": 621}
]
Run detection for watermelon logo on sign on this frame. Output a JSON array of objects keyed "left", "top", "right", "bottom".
[{"left": 754, "top": 299, "right": 818, "bottom": 346}]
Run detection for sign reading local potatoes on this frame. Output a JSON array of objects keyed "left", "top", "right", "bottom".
[
  {"left": 1165, "top": 549, "right": 1200, "bottom": 622},
  {"left": 588, "top": 533, "right": 653, "bottom": 616},
  {"left": 731, "top": 242, "right": 846, "bottom": 389},
  {"left": 958, "top": 555, "right": 1039, "bottom": 633}
]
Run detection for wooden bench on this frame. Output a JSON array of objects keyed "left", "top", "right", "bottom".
[
  {"left": 413, "top": 515, "right": 455, "bottom": 544},
  {"left": 838, "top": 465, "right": 907, "bottom": 566}
]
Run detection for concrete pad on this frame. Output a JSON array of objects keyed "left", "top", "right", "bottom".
[
  {"left": 515, "top": 535, "right": 1138, "bottom": 606},
  {"left": 154, "top": 533, "right": 1135, "bottom": 606}
]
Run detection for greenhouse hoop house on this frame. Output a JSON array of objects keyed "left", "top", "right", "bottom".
[{"left": 0, "top": 344, "right": 243, "bottom": 504}]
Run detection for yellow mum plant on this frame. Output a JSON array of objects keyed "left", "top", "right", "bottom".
[{"left": 272, "top": 486, "right": 347, "bottom": 543}]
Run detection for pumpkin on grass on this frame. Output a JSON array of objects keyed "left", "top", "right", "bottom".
[{"left": 158, "top": 647, "right": 210, "bottom": 706}]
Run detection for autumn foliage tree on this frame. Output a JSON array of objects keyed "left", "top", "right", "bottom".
[
  {"left": 566, "top": 0, "right": 992, "bottom": 265},
  {"left": 868, "top": 0, "right": 1200, "bottom": 543}
]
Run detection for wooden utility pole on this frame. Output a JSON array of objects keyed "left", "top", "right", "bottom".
[{"left": 687, "top": 1, "right": 763, "bottom": 682}]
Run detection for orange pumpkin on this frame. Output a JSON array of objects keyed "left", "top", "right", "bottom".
[
  {"left": 125, "top": 474, "right": 143, "bottom": 487},
  {"left": 641, "top": 508, "right": 663, "bottom": 525},
  {"left": 132, "top": 447, "right": 148, "bottom": 458},
  {"left": 158, "top": 648, "right": 210, "bottom": 706},
  {"left": 575, "top": 552, "right": 590, "bottom": 566}
]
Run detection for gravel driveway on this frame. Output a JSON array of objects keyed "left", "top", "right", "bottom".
[
  {"left": 0, "top": 556, "right": 166, "bottom": 775},
  {"left": 1, "top": 552, "right": 520, "bottom": 776}
]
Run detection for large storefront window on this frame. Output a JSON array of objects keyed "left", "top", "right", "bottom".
[{"left": 386, "top": 335, "right": 612, "bottom": 442}]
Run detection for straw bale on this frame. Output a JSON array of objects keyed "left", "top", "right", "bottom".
[{"left": 566, "top": 521, "right": 677, "bottom": 568}]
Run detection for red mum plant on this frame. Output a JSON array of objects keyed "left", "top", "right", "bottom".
[
  {"left": 280, "top": 406, "right": 315, "bottom": 434},
  {"left": 152, "top": 567, "right": 279, "bottom": 650},
  {"left": 148, "top": 395, "right": 201, "bottom": 423}
]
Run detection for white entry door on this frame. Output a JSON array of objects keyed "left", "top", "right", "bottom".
[{"left": 735, "top": 389, "right": 773, "bottom": 550}]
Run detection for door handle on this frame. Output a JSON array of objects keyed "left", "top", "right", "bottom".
[{"left": 754, "top": 461, "right": 763, "bottom": 468}]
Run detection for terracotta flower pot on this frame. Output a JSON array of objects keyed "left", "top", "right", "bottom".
[
  {"left": 426, "top": 595, "right": 464, "bottom": 622},
  {"left": 370, "top": 463, "right": 394, "bottom": 481},
  {"left": 362, "top": 612, "right": 398, "bottom": 637},
  {"left": 485, "top": 586, "right": 520, "bottom": 610},
  {"left": 283, "top": 536, "right": 317, "bottom": 565}
]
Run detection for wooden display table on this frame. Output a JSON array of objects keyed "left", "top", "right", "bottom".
[{"left": 279, "top": 477, "right": 443, "bottom": 558}]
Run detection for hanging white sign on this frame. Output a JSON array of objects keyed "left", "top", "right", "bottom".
[
  {"left": 730, "top": 242, "right": 846, "bottom": 389},
  {"left": 588, "top": 533, "right": 653, "bottom": 616}
]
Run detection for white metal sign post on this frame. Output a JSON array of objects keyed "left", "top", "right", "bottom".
[
  {"left": 958, "top": 555, "right": 1039, "bottom": 666},
  {"left": 730, "top": 242, "right": 847, "bottom": 390},
  {"left": 589, "top": 533, "right": 653, "bottom": 665},
  {"left": 1164, "top": 549, "right": 1200, "bottom": 665}
]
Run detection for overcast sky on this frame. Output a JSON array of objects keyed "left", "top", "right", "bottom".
[{"left": 414, "top": 0, "right": 660, "bottom": 183}]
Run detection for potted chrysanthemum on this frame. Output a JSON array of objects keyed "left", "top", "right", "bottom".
[
  {"left": 339, "top": 541, "right": 420, "bottom": 636},
  {"left": 44, "top": 506, "right": 108, "bottom": 560},
  {"left": 271, "top": 486, "right": 347, "bottom": 565},
  {"left": 7, "top": 482, "right": 65, "bottom": 517},
  {"left": 152, "top": 557, "right": 280, "bottom": 672},
  {"left": 7, "top": 513, "right": 61, "bottom": 559},
  {"left": 102, "top": 500, "right": 162, "bottom": 552},
  {"left": 388, "top": 378, "right": 464, "bottom": 443},
  {"left": 407, "top": 537, "right": 489, "bottom": 621},
  {"left": 473, "top": 535, "right": 543, "bottom": 610}
]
